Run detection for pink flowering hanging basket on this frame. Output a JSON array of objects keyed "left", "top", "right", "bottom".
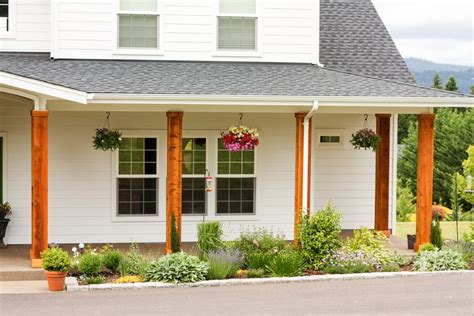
[{"left": 221, "top": 125, "right": 259, "bottom": 152}]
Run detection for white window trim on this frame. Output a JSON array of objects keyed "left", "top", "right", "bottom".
[
  {"left": 182, "top": 133, "right": 210, "bottom": 217},
  {"left": 212, "top": 0, "right": 263, "bottom": 58},
  {"left": 112, "top": 1, "right": 164, "bottom": 56},
  {"left": 0, "top": 0, "right": 16, "bottom": 39},
  {"left": 111, "top": 130, "right": 166, "bottom": 222},
  {"left": 315, "top": 128, "right": 347, "bottom": 149},
  {"left": 0, "top": 132, "right": 7, "bottom": 203},
  {"left": 214, "top": 132, "right": 258, "bottom": 216}
]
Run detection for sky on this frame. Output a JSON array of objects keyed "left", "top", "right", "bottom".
[{"left": 372, "top": 0, "right": 474, "bottom": 66}]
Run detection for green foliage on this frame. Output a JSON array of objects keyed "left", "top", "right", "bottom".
[
  {"left": 247, "top": 252, "right": 275, "bottom": 271},
  {"left": 431, "top": 221, "right": 443, "bottom": 249},
  {"left": 92, "top": 128, "right": 122, "bottom": 151},
  {"left": 101, "top": 249, "right": 123, "bottom": 273},
  {"left": 206, "top": 249, "right": 244, "bottom": 280},
  {"left": 463, "top": 223, "right": 474, "bottom": 244},
  {"left": 41, "top": 247, "right": 72, "bottom": 272},
  {"left": 145, "top": 252, "right": 209, "bottom": 283},
  {"left": 77, "top": 251, "right": 102, "bottom": 277},
  {"left": 398, "top": 108, "right": 473, "bottom": 209},
  {"left": 267, "top": 250, "right": 305, "bottom": 277},
  {"left": 344, "top": 227, "right": 395, "bottom": 266},
  {"left": 85, "top": 275, "right": 105, "bottom": 285},
  {"left": 443, "top": 240, "right": 474, "bottom": 263},
  {"left": 457, "top": 146, "right": 474, "bottom": 205},
  {"left": 119, "top": 243, "right": 150, "bottom": 277},
  {"left": 197, "top": 221, "right": 224, "bottom": 259},
  {"left": 170, "top": 213, "right": 180, "bottom": 253},
  {"left": 300, "top": 201, "right": 342, "bottom": 269},
  {"left": 381, "top": 263, "right": 400, "bottom": 272},
  {"left": 397, "top": 114, "right": 417, "bottom": 144},
  {"left": 231, "top": 227, "right": 286, "bottom": 264},
  {"left": 444, "top": 76, "right": 458, "bottom": 91},
  {"left": 323, "top": 249, "right": 376, "bottom": 274},
  {"left": 470, "top": 85, "right": 474, "bottom": 95},
  {"left": 413, "top": 249, "right": 467, "bottom": 271},
  {"left": 247, "top": 268, "right": 266, "bottom": 278},
  {"left": 431, "top": 73, "right": 443, "bottom": 89},
  {"left": 419, "top": 243, "right": 438, "bottom": 252},
  {"left": 396, "top": 180, "right": 416, "bottom": 221},
  {"left": 350, "top": 128, "right": 381, "bottom": 151}
]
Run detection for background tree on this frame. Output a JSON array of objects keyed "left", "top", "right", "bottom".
[
  {"left": 398, "top": 108, "right": 473, "bottom": 209},
  {"left": 445, "top": 76, "right": 459, "bottom": 92},
  {"left": 470, "top": 85, "right": 474, "bottom": 95},
  {"left": 432, "top": 73, "right": 443, "bottom": 89}
]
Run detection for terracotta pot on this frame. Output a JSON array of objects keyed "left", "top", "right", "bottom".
[{"left": 44, "top": 271, "right": 67, "bottom": 291}]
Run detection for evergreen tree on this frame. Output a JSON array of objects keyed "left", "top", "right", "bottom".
[
  {"left": 470, "top": 85, "right": 474, "bottom": 95},
  {"left": 398, "top": 109, "right": 473, "bottom": 208},
  {"left": 170, "top": 213, "right": 180, "bottom": 253},
  {"left": 431, "top": 73, "right": 443, "bottom": 89},
  {"left": 444, "top": 76, "right": 458, "bottom": 92}
]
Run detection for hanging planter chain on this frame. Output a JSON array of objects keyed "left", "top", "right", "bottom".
[{"left": 92, "top": 112, "right": 123, "bottom": 152}]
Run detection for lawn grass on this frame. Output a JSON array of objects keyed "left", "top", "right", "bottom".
[{"left": 396, "top": 221, "right": 473, "bottom": 241}]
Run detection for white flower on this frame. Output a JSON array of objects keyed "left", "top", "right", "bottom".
[
  {"left": 72, "top": 247, "right": 77, "bottom": 253},
  {"left": 79, "top": 243, "right": 85, "bottom": 249}
]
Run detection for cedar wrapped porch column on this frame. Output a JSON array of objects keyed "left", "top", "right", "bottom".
[
  {"left": 374, "top": 114, "right": 391, "bottom": 236},
  {"left": 165, "top": 112, "right": 183, "bottom": 254},
  {"left": 414, "top": 113, "right": 435, "bottom": 251},
  {"left": 294, "top": 113, "right": 312, "bottom": 246},
  {"left": 31, "top": 110, "right": 48, "bottom": 267}
]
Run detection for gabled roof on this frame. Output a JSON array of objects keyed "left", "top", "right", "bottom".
[
  {"left": 0, "top": 53, "right": 470, "bottom": 101},
  {"left": 320, "top": 0, "right": 415, "bottom": 84}
]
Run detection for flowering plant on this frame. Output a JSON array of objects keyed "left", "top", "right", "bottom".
[
  {"left": 92, "top": 128, "right": 122, "bottom": 151},
  {"left": 323, "top": 248, "right": 380, "bottom": 274},
  {"left": 350, "top": 128, "right": 381, "bottom": 151},
  {"left": 221, "top": 125, "right": 259, "bottom": 152},
  {"left": 0, "top": 202, "right": 12, "bottom": 219}
]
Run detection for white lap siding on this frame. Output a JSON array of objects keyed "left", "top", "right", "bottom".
[{"left": 0, "top": 107, "right": 392, "bottom": 244}]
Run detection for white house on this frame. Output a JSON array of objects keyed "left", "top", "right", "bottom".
[{"left": 0, "top": 0, "right": 471, "bottom": 266}]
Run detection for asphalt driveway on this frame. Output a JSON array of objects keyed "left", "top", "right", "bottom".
[{"left": 1, "top": 274, "right": 472, "bottom": 315}]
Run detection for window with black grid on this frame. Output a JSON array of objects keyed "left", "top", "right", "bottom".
[
  {"left": 182, "top": 138, "right": 207, "bottom": 215},
  {"left": 117, "top": 137, "right": 158, "bottom": 216},
  {"left": 216, "top": 139, "right": 256, "bottom": 215}
]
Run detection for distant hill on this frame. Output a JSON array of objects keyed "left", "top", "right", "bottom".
[{"left": 404, "top": 58, "right": 473, "bottom": 94}]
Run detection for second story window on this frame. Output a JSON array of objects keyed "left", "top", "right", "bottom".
[
  {"left": 118, "top": 0, "right": 159, "bottom": 49},
  {"left": 218, "top": 0, "right": 257, "bottom": 50},
  {"left": 0, "top": 0, "right": 9, "bottom": 32}
]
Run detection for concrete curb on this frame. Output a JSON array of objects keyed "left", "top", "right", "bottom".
[{"left": 66, "top": 270, "right": 474, "bottom": 292}]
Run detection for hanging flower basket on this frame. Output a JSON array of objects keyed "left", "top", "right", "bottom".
[
  {"left": 350, "top": 128, "right": 381, "bottom": 151},
  {"left": 92, "top": 112, "right": 122, "bottom": 151},
  {"left": 221, "top": 125, "right": 259, "bottom": 152}
]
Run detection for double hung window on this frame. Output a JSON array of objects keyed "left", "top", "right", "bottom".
[
  {"left": 217, "top": 0, "right": 257, "bottom": 50},
  {"left": 118, "top": 0, "right": 159, "bottom": 49}
]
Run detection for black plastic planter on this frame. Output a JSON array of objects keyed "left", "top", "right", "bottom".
[
  {"left": 407, "top": 234, "right": 416, "bottom": 250},
  {"left": 0, "top": 219, "right": 10, "bottom": 248}
]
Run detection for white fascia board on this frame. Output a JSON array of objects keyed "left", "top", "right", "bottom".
[
  {"left": 0, "top": 71, "right": 88, "bottom": 105},
  {"left": 89, "top": 94, "right": 473, "bottom": 108}
]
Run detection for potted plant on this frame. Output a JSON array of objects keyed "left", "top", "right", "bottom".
[
  {"left": 221, "top": 125, "right": 259, "bottom": 152},
  {"left": 350, "top": 128, "right": 381, "bottom": 151},
  {"left": 0, "top": 202, "right": 12, "bottom": 248},
  {"left": 92, "top": 128, "right": 122, "bottom": 151},
  {"left": 41, "top": 247, "right": 73, "bottom": 291}
]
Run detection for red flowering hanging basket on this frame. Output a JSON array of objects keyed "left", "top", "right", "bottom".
[
  {"left": 221, "top": 125, "right": 259, "bottom": 152},
  {"left": 350, "top": 114, "right": 381, "bottom": 151}
]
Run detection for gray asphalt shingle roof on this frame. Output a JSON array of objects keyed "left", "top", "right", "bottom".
[
  {"left": 320, "top": 0, "right": 415, "bottom": 84},
  {"left": 0, "top": 53, "right": 469, "bottom": 98}
]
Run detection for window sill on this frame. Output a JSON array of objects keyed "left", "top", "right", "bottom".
[
  {"left": 113, "top": 48, "right": 164, "bottom": 56},
  {"left": 212, "top": 51, "right": 262, "bottom": 58}
]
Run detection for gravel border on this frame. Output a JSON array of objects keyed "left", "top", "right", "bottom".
[{"left": 66, "top": 270, "right": 474, "bottom": 292}]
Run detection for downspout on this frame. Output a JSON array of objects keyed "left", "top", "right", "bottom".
[{"left": 302, "top": 100, "right": 319, "bottom": 212}]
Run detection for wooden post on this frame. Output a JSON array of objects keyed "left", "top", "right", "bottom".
[
  {"left": 294, "top": 113, "right": 311, "bottom": 246},
  {"left": 374, "top": 114, "right": 391, "bottom": 237},
  {"left": 414, "top": 113, "right": 435, "bottom": 251},
  {"left": 31, "top": 110, "right": 48, "bottom": 267},
  {"left": 165, "top": 112, "right": 183, "bottom": 254}
]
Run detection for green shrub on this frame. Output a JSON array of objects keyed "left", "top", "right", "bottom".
[
  {"left": 41, "top": 247, "right": 72, "bottom": 272},
  {"left": 381, "top": 263, "right": 400, "bottom": 272},
  {"left": 413, "top": 250, "right": 467, "bottom": 272},
  {"left": 231, "top": 228, "right": 286, "bottom": 264},
  {"left": 77, "top": 251, "right": 102, "bottom": 277},
  {"left": 419, "top": 243, "right": 438, "bottom": 252},
  {"left": 346, "top": 227, "right": 386, "bottom": 251},
  {"left": 206, "top": 249, "right": 244, "bottom": 280},
  {"left": 102, "top": 249, "right": 123, "bottom": 273},
  {"left": 247, "top": 252, "right": 275, "bottom": 271},
  {"left": 431, "top": 221, "right": 443, "bottom": 248},
  {"left": 323, "top": 248, "right": 377, "bottom": 274},
  {"left": 247, "top": 268, "right": 266, "bottom": 278},
  {"left": 443, "top": 240, "right": 474, "bottom": 263},
  {"left": 197, "top": 221, "right": 224, "bottom": 259},
  {"left": 122, "top": 243, "right": 150, "bottom": 277},
  {"left": 85, "top": 275, "right": 105, "bottom": 285},
  {"left": 170, "top": 213, "right": 180, "bottom": 253},
  {"left": 396, "top": 180, "right": 416, "bottom": 222},
  {"left": 463, "top": 223, "right": 474, "bottom": 244},
  {"left": 267, "top": 250, "right": 305, "bottom": 277},
  {"left": 300, "top": 201, "right": 342, "bottom": 269},
  {"left": 389, "top": 251, "right": 413, "bottom": 267},
  {"left": 145, "top": 252, "right": 209, "bottom": 283}
]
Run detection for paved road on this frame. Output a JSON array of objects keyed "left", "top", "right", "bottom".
[{"left": 1, "top": 274, "right": 473, "bottom": 315}]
